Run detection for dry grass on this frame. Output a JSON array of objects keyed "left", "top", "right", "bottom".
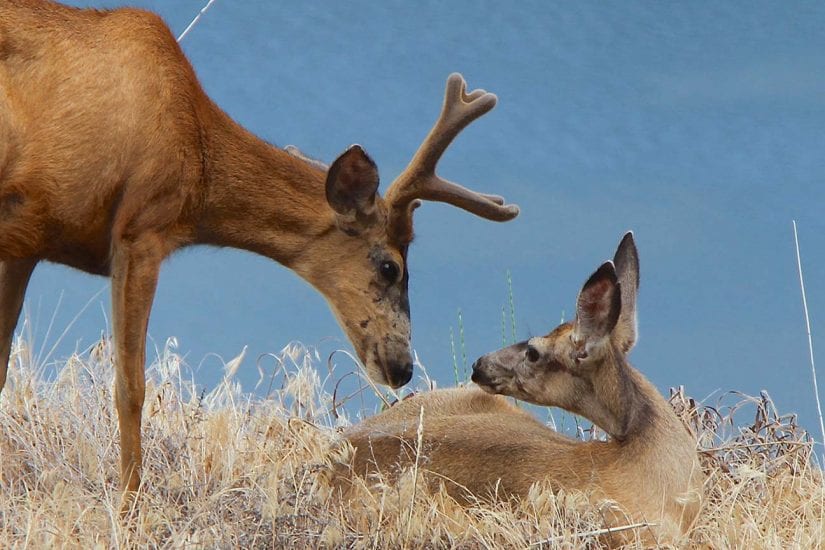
[{"left": 0, "top": 336, "right": 823, "bottom": 549}]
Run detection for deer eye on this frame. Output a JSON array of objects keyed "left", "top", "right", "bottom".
[
  {"left": 526, "top": 345, "right": 540, "bottom": 363},
  {"left": 379, "top": 260, "right": 400, "bottom": 284}
]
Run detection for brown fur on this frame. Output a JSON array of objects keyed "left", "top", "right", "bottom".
[
  {"left": 341, "top": 234, "right": 704, "bottom": 547},
  {"left": 0, "top": 0, "right": 516, "bottom": 505}
]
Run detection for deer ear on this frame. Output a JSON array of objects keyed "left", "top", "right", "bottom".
[
  {"left": 574, "top": 261, "right": 621, "bottom": 347},
  {"left": 612, "top": 232, "right": 639, "bottom": 353},
  {"left": 325, "top": 145, "right": 380, "bottom": 234}
]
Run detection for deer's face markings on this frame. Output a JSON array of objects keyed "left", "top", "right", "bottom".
[
  {"left": 472, "top": 324, "right": 590, "bottom": 409},
  {"left": 297, "top": 216, "right": 414, "bottom": 388}
]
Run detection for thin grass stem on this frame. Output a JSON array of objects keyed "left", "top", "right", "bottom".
[
  {"left": 792, "top": 220, "right": 825, "bottom": 455},
  {"left": 177, "top": 0, "right": 218, "bottom": 43}
]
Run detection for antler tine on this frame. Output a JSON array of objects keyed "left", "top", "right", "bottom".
[{"left": 385, "top": 73, "right": 519, "bottom": 243}]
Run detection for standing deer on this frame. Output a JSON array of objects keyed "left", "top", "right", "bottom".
[
  {"left": 0, "top": 0, "right": 518, "bottom": 504},
  {"left": 341, "top": 233, "right": 704, "bottom": 546}
]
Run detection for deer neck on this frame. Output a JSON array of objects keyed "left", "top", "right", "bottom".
[
  {"left": 194, "top": 106, "right": 335, "bottom": 268},
  {"left": 583, "top": 354, "right": 701, "bottom": 509},
  {"left": 577, "top": 351, "right": 678, "bottom": 444}
]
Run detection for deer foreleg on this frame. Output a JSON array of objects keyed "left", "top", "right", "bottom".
[
  {"left": 110, "top": 234, "right": 163, "bottom": 511},
  {"left": 0, "top": 259, "right": 36, "bottom": 395}
]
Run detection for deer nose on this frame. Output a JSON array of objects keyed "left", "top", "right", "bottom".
[
  {"left": 387, "top": 361, "right": 413, "bottom": 388},
  {"left": 470, "top": 358, "right": 488, "bottom": 384}
]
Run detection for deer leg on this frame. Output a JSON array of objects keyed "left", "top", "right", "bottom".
[
  {"left": 110, "top": 234, "right": 163, "bottom": 512},
  {"left": 0, "top": 259, "right": 36, "bottom": 395}
]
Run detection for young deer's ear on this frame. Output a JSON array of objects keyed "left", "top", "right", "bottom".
[
  {"left": 612, "top": 231, "right": 639, "bottom": 353},
  {"left": 325, "top": 145, "right": 380, "bottom": 234},
  {"left": 574, "top": 261, "right": 621, "bottom": 351}
]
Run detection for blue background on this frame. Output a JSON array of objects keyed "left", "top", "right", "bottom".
[{"left": 21, "top": 1, "right": 825, "bottom": 437}]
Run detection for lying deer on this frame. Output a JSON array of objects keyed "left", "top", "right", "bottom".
[
  {"left": 342, "top": 233, "right": 704, "bottom": 546},
  {"left": 0, "top": 0, "right": 517, "bottom": 503}
]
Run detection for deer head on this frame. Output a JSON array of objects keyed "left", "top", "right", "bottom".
[
  {"left": 471, "top": 233, "right": 640, "bottom": 437},
  {"left": 291, "top": 74, "right": 519, "bottom": 388}
]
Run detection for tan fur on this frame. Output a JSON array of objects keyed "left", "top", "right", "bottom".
[
  {"left": 0, "top": 0, "right": 516, "bottom": 506},
  {"left": 341, "top": 234, "right": 704, "bottom": 547}
]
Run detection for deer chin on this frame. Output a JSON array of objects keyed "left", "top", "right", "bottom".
[{"left": 474, "top": 380, "right": 500, "bottom": 395}]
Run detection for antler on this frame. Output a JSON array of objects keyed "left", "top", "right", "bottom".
[{"left": 385, "top": 73, "right": 519, "bottom": 244}]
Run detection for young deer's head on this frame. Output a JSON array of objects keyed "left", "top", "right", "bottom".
[
  {"left": 472, "top": 233, "right": 642, "bottom": 437},
  {"left": 293, "top": 74, "right": 518, "bottom": 388}
]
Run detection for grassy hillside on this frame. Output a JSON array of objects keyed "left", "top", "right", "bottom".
[{"left": 0, "top": 337, "right": 822, "bottom": 548}]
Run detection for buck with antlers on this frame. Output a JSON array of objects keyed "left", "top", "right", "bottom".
[
  {"left": 0, "top": 0, "right": 517, "bottom": 504},
  {"left": 341, "top": 234, "right": 704, "bottom": 546}
]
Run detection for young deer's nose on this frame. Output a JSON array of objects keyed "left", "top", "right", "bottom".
[{"left": 470, "top": 358, "right": 489, "bottom": 385}]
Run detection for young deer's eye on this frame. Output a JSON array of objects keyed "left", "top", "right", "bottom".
[
  {"left": 379, "top": 261, "right": 400, "bottom": 284},
  {"left": 526, "top": 345, "right": 540, "bottom": 363}
]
